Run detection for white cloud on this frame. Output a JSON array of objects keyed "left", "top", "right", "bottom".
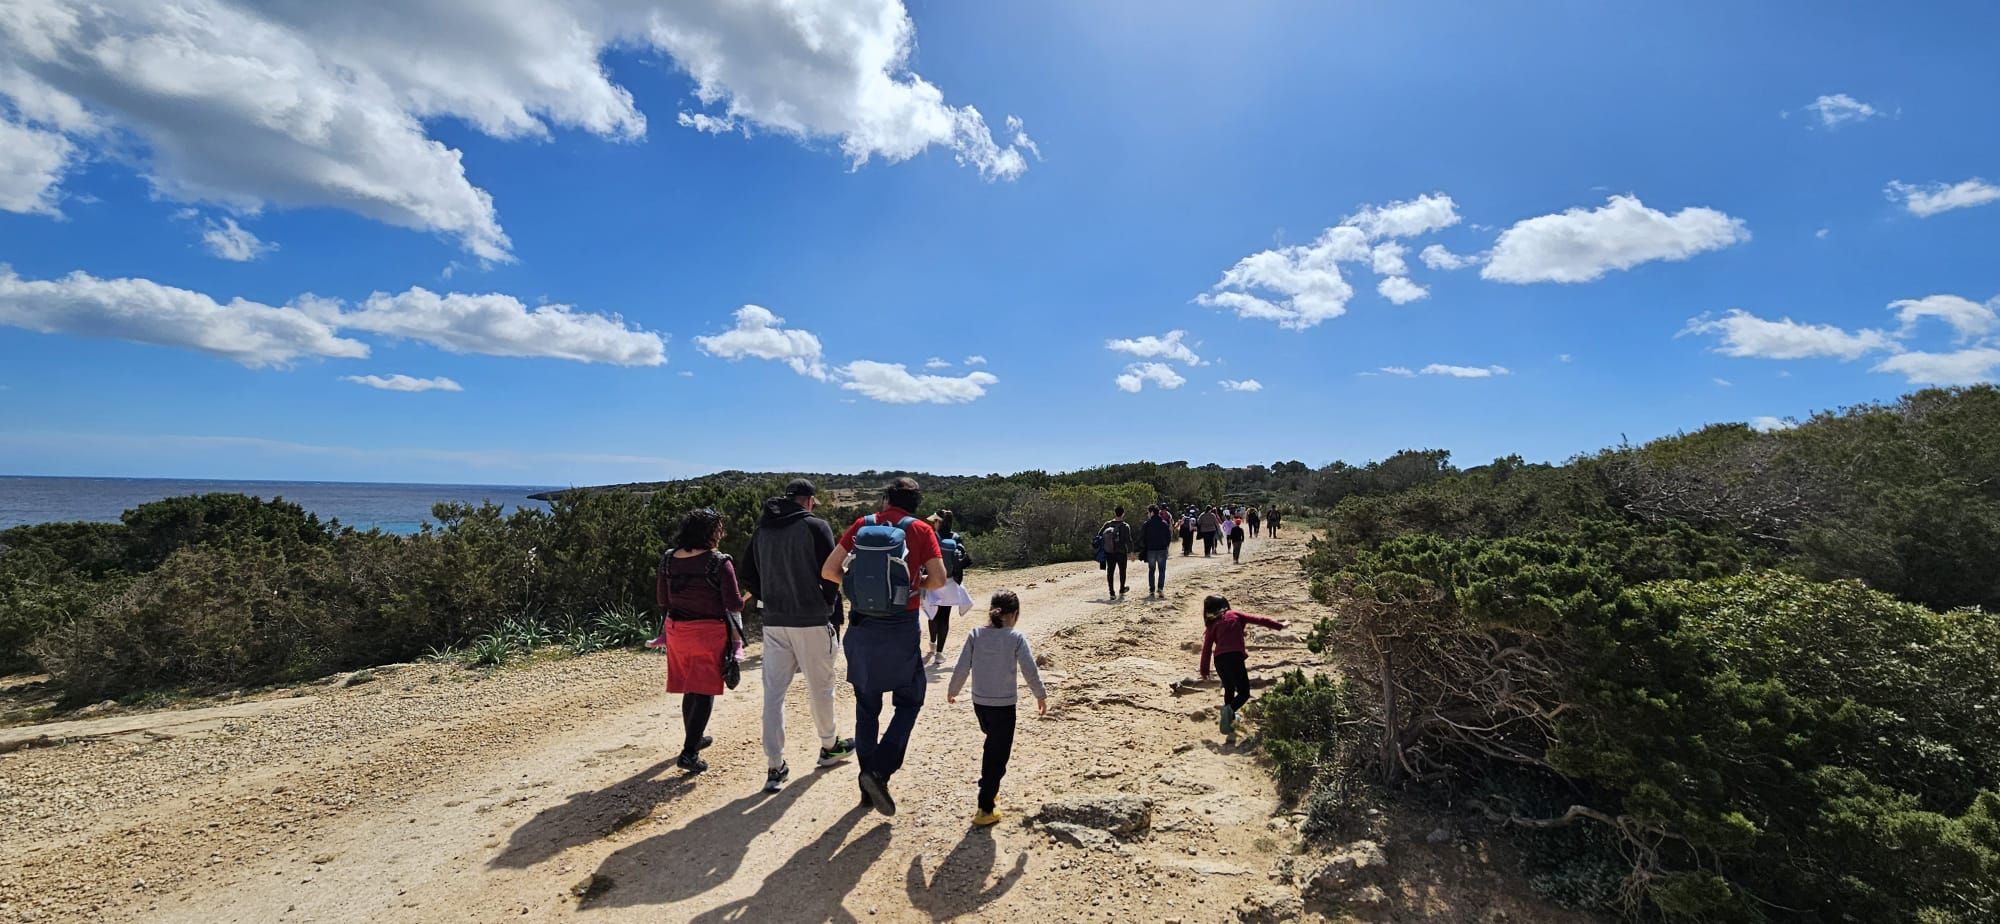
[
  {"left": 338, "top": 287, "right": 665, "bottom": 366},
  {"left": 1343, "top": 193, "right": 1460, "bottom": 239},
  {"left": 1871, "top": 348, "right": 2000, "bottom": 386},
  {"left": 1804, "top": 93, "right": 1881, "bottom": 128},
  {"left": 1749, "top": 416, "right": 1798, "bottom": 433},
  {"left": 1197, "top": 226, "right": 1367, "bottom": 330},
  {"left": 676, "top": 111, "right": 740, "bottom": 135},
  {"left": 1421, "top": 363, "right": 1510, "bottom": 378},
  {"left": 1219, "top": 379, "right": 1262, "bottom": 392},
  {"left": 0, "top": 266, "right": 366, "bottom": 367},
  {"left": 692, "top": 305, "right": 826, "bottom": 379},
  {"left": 1713, "top": 377, "right": 1733, "bottom": 387},
  {"left": 963, "top": 355, "right": 987, "bottom": 366},
  {"left": 1377, "top": 276, "right": 1429, "bottom": 305},
  {"left": 839, "top": 360, "right": 997, "bottom": 404},
  {"left": 1419, "top": 244, "right": 1477, "bottom": 270},
  {"left": 1106, "top": 329, "right": 1201, "bottom": 365},
  {"left": 1369, "top": 242, "right": 1409, "bottom": 276},
  {"left": 1114, "top": 362, "right": 1186, "bottom": 393},
  {"left": 924, "top": 357, "right": 950, "bottom": 369},
  {"left": 1482, "top": 195, "right": 1749, "bottom": 284},
  {"left": 1379, "top": 366, "right": 1415, "bottom": 377},
  {"left": 0, "top": 115, "right": 73, "bottom": 216},
  {"left": 341, "top": 373, "right": 462, "bottom": 393},
  {"left": 1557, "top": 353, "right": 1573, "bottom": 363},
  {"left": 1815, "top": 228, "right": 1831, "bottom": 240},
  {"left": 201, "top": 217, "right": 275, "bottom": 262},
  {"left": 1891, "top": 294, "right": 1998, "bottom": 342},
  {"left": 1886, "top": 179, "right": 2000, "bottom": 218},
  {"left": 0, "top": 1, "right": 1028, "bottom": 260},
  {"left": 1682, "top": 309, "right": 1895, "bottom": 361}
]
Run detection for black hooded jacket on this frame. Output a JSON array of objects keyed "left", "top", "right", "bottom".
[{"left": 739, "top": 497, "right": 842, "bottom": 629}]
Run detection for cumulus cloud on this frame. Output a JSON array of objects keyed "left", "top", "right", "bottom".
[
  {"left": 1219, "top": 379, "right": 1262, "bottom": 392},
  {"left": 1803, "top": 93, "right": 1881, "bottom": 128},
  {"left": 338, "top": 288, "right": 665, "bottom": 366},
  {"left": 0, "top": 116, "right": 72, "bottom": 216},
  {"left": 1343, "top": 193, "right": 1460, "bottom": 239},
  {"left": 1114, "top": 362, "right": 1187, "bottom": 393},
  {"left": 839, "top": 360, "right": 997, "bottom": 404},
  {"left": 1377, "top": 276, "right": 1429, "bottom": 305},
  {"left": 692, "top": 305, "right": 826, "bottom": 379},
  {"left": 0, "top": 266, "right": 367, "bottom": 367},
  {"left": 342, "top": 373, "right": 463, "bottom": 393},
  {"left": 0, "top": 0, "right": 1029, "bottom": 259},
  {"left": 1419, "top": 244, "right": 1477, "bottom": 271},
  {"left": 1421, "top": 363, "right": 1510, "bottom": 378},
  {"left": 1749, "top": 416, "right": 1798, "bottom": 433},
  {"left": 1871, "top": 349, "right": 2000, "bottom": 386},
  {"left": 1891, "top": 294, "right": 1998, "bottom": 342},
  {"left": 1682, "top": 309, "right": 1895, "bottom": 361},
  {"left": 201, "top": 217, "right": 274, "bottom": 262},
  {"left": 924, "top": 357, "right": 950, "bottom": 369},
  {"left": 1379, "top": 366, "right": 1415, "bottom": 377},
  {"left": 1886, "top": 179, "right": 2000, "bottom": 218},
  {"left": 1483, "top": 196, "right": 1748, "bottom": 284},
  {"left": 1370, "top": 242, "right": 1409, "bottom": 276},
  {"left": 963, "top": 355, "right": 987, "bottom": 366},
  {"left": 1106, "top": 329, "right": 1201, "bottom": 365}
]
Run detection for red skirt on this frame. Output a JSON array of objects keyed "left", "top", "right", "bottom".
[{"left": 664, "top": 619, "right": 727, "bottom": 696}]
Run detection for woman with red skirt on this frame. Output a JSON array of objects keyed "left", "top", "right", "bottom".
[{"left": 658, "top": 508, "right": 744, "bottom": 773}]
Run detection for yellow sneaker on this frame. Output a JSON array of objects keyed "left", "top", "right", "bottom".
[{"left": 973, "top": 809, "right": 1002, "bottom": 827}]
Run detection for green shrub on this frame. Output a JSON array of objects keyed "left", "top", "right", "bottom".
[{"left": 1256, "top": 669, "right": 1361, "bottom": 789}]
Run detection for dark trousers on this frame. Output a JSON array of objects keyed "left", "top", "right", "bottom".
[
  {"left": 1201, "top": 532, "right": 1217, "bottom": 556},
  {"left": 681, "top": 692, "right": 713, "bottom": 755},
  {"left": 854, "top": 682, "right": 925, "bottom": 781},
  {"left": 1230, "top": 534, "right": 1245, "bottom": 562},
  {"left": 1249, "top": 521, "right": 1260, "bottom": 537},
  {"left": 1181, "top": 531, "right": 1194, "bottom": 555},
  {"left": 1216, "top": 652, "right": 1251, "bottom": 712},
  {"left": 1105, "top": 554, "right": 1128, "bottom": 596},
  {"left": 928, "top": 606, "right": 951, "bottom": 652},
  {"left": 973, "top": 703, "right": 1017, "bottom": 812}
]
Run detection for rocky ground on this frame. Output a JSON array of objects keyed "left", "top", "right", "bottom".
[{"left": 0, "top": 532, "right": 1599, "bottom": 923}]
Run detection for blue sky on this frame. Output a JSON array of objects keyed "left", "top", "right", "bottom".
[{"left": 1, "top": 1, "right": 1996, "bottom": 486}]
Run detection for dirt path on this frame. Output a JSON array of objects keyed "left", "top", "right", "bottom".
[{"left": 0, "top": 534, "right": 1588, "bottom": 923}]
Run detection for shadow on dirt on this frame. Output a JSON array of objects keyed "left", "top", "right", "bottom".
[
  {"left": 903, "top": 825, "right": 1029, "bottom": 920},
  {"left": 488, "top": 757, "right": 697, "bottom": 870}
]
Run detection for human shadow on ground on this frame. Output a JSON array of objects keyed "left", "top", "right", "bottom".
[
  {"left": 680, "top": 804, "right": 891, "bottom": 922},
  {"left": 489, "top": 757, "right": 695, "bottom": 870},
  {"left": 903, "top": 825, "right": 1029, "bottom": 920},
  {"left": 580, "top": 768, "right": 832, "bottom": 909}
]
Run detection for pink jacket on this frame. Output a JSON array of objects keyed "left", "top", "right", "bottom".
[{"left": 1199, "top": 610, "right": 1284, "bottom": 676}]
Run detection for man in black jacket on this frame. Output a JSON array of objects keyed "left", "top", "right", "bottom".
[
  {"left": 1099, "top": 506, "right": 1134, "bottom": 600},
  {"left": 740, "top": 479, "right": 855, "bottom": 793},
  {"left": 1141, "top": 504, "right": 1174, "bottom": 597}
]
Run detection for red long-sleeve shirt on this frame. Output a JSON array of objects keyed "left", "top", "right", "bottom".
[{"left": 1199, "top": 610, "right": 1285, "bottom": 676}]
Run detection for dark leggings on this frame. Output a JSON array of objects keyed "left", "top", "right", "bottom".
[
  {"left": 1201, "top": 532, "right": 1217, "bottom": 556},
  {"left": 929, "top": 606, "right": 951, "bottom": 652},
  {"left": 681, "top": 692, "right": 713, "bottom": 755},
  {"left": 1105, "top": 554, "right": 1128, "bottom": 595},
  {"left": 974, "top": 703, "right": 1017, "bottom": 812},
  {"left": 1216, "top": 652, "right": 1251, "bottom": 712},
  {"left": 1181, "top": 531, "right": 1194, "bottom": 555}
]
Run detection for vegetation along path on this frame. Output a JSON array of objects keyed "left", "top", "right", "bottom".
[{"left": 1, "top": 532, "right": 1589, "bottom": 923}]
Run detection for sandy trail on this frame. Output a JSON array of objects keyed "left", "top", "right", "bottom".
[{"left": 0, "top": 533, "right": 1582, "bottom": 923}]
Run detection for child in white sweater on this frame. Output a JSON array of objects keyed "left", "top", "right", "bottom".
[{"left": 947, "top": 590, "right": 1047, "bottom": 826}]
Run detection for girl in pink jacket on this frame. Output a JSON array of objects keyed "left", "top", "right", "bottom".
[{"left": 1198, "top": 594, "right": 1286, "bottom": 743}]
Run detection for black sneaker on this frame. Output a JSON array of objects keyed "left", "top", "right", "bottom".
[
  {"left": 763, "top": 762, "right": 789, "bottom": 793},
  {"left": 696, "top": 735, "right": 714, "bottom": 751},
  {"left": 817, "top": 738, "right": 856, "bottom": 768},
  {"left": 859, "top": 771, "right": 897, "bottom": 816},
  {"left": 676, "top": 752, "right": 709, "bottom": 774}
]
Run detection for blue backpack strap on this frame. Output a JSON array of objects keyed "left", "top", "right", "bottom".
[
  {"left": 863, "top": 514, "right": 879, "bottom": 527},
  {"left": 895, "top": 517, "right": 915, "bottom": 530}
]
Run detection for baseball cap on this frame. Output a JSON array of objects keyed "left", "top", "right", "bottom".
[{"left": 784, "top": 478, "right": 817, "bottom": 498}]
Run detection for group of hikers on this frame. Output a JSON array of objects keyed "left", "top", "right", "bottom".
[
  {"left": 1094, "top": 502, "right": 1281, "bottom": 599},
  {"left": 652, "top": 477, "right": 1288, "bottom": 825}
]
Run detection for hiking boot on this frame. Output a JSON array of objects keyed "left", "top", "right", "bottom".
[
  {"left": 817, "top": 738, "right": 856, "bottom": 768},
  {"left": 763, "top": 762, "right": 789, "bottom": 793},
  {"left": 859, "top": 771, "right": 897, "bottom": 816},
  {"left": 696, "top": 735, "right": 714, "bottom": 752},
  {"left": 1220, "top": 703, "right": 1236, "bottom": 736},
  {"left": 973, "top": 809, "right": 1002, "bottom": 827},
  {"left": 676, "top": 752, "right": 708, "bottom": 774}
]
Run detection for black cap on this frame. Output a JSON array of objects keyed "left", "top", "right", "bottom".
[{"left": 784, "top": 478, "right": 817, "bottom": 498}]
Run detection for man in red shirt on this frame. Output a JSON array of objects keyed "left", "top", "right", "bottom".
[{"left": 821, "top": 476, "right": 948, "bottom": 816}]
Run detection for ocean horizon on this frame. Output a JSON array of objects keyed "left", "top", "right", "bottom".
[{"left": 0, "top": 475, "right": 560, "bottom": 534}]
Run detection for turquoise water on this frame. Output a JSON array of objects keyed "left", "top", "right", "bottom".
[{"left": 0, "top": 476, "right": 556, "bottom": 534}]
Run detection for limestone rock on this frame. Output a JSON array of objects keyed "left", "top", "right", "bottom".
[
  {"left": 1306, "top": 839, "right": 1388, "bottom": 896},
  {"left": 1236, "top": 887, "right": 1303, "bottom": 923},
  {"left": 1032, "top": 795, "right": 1154, "bottom": 840}
]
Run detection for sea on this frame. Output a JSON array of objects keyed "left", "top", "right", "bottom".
[{"left": 0, "top": 476, "right": 558, "bottom": 534}]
